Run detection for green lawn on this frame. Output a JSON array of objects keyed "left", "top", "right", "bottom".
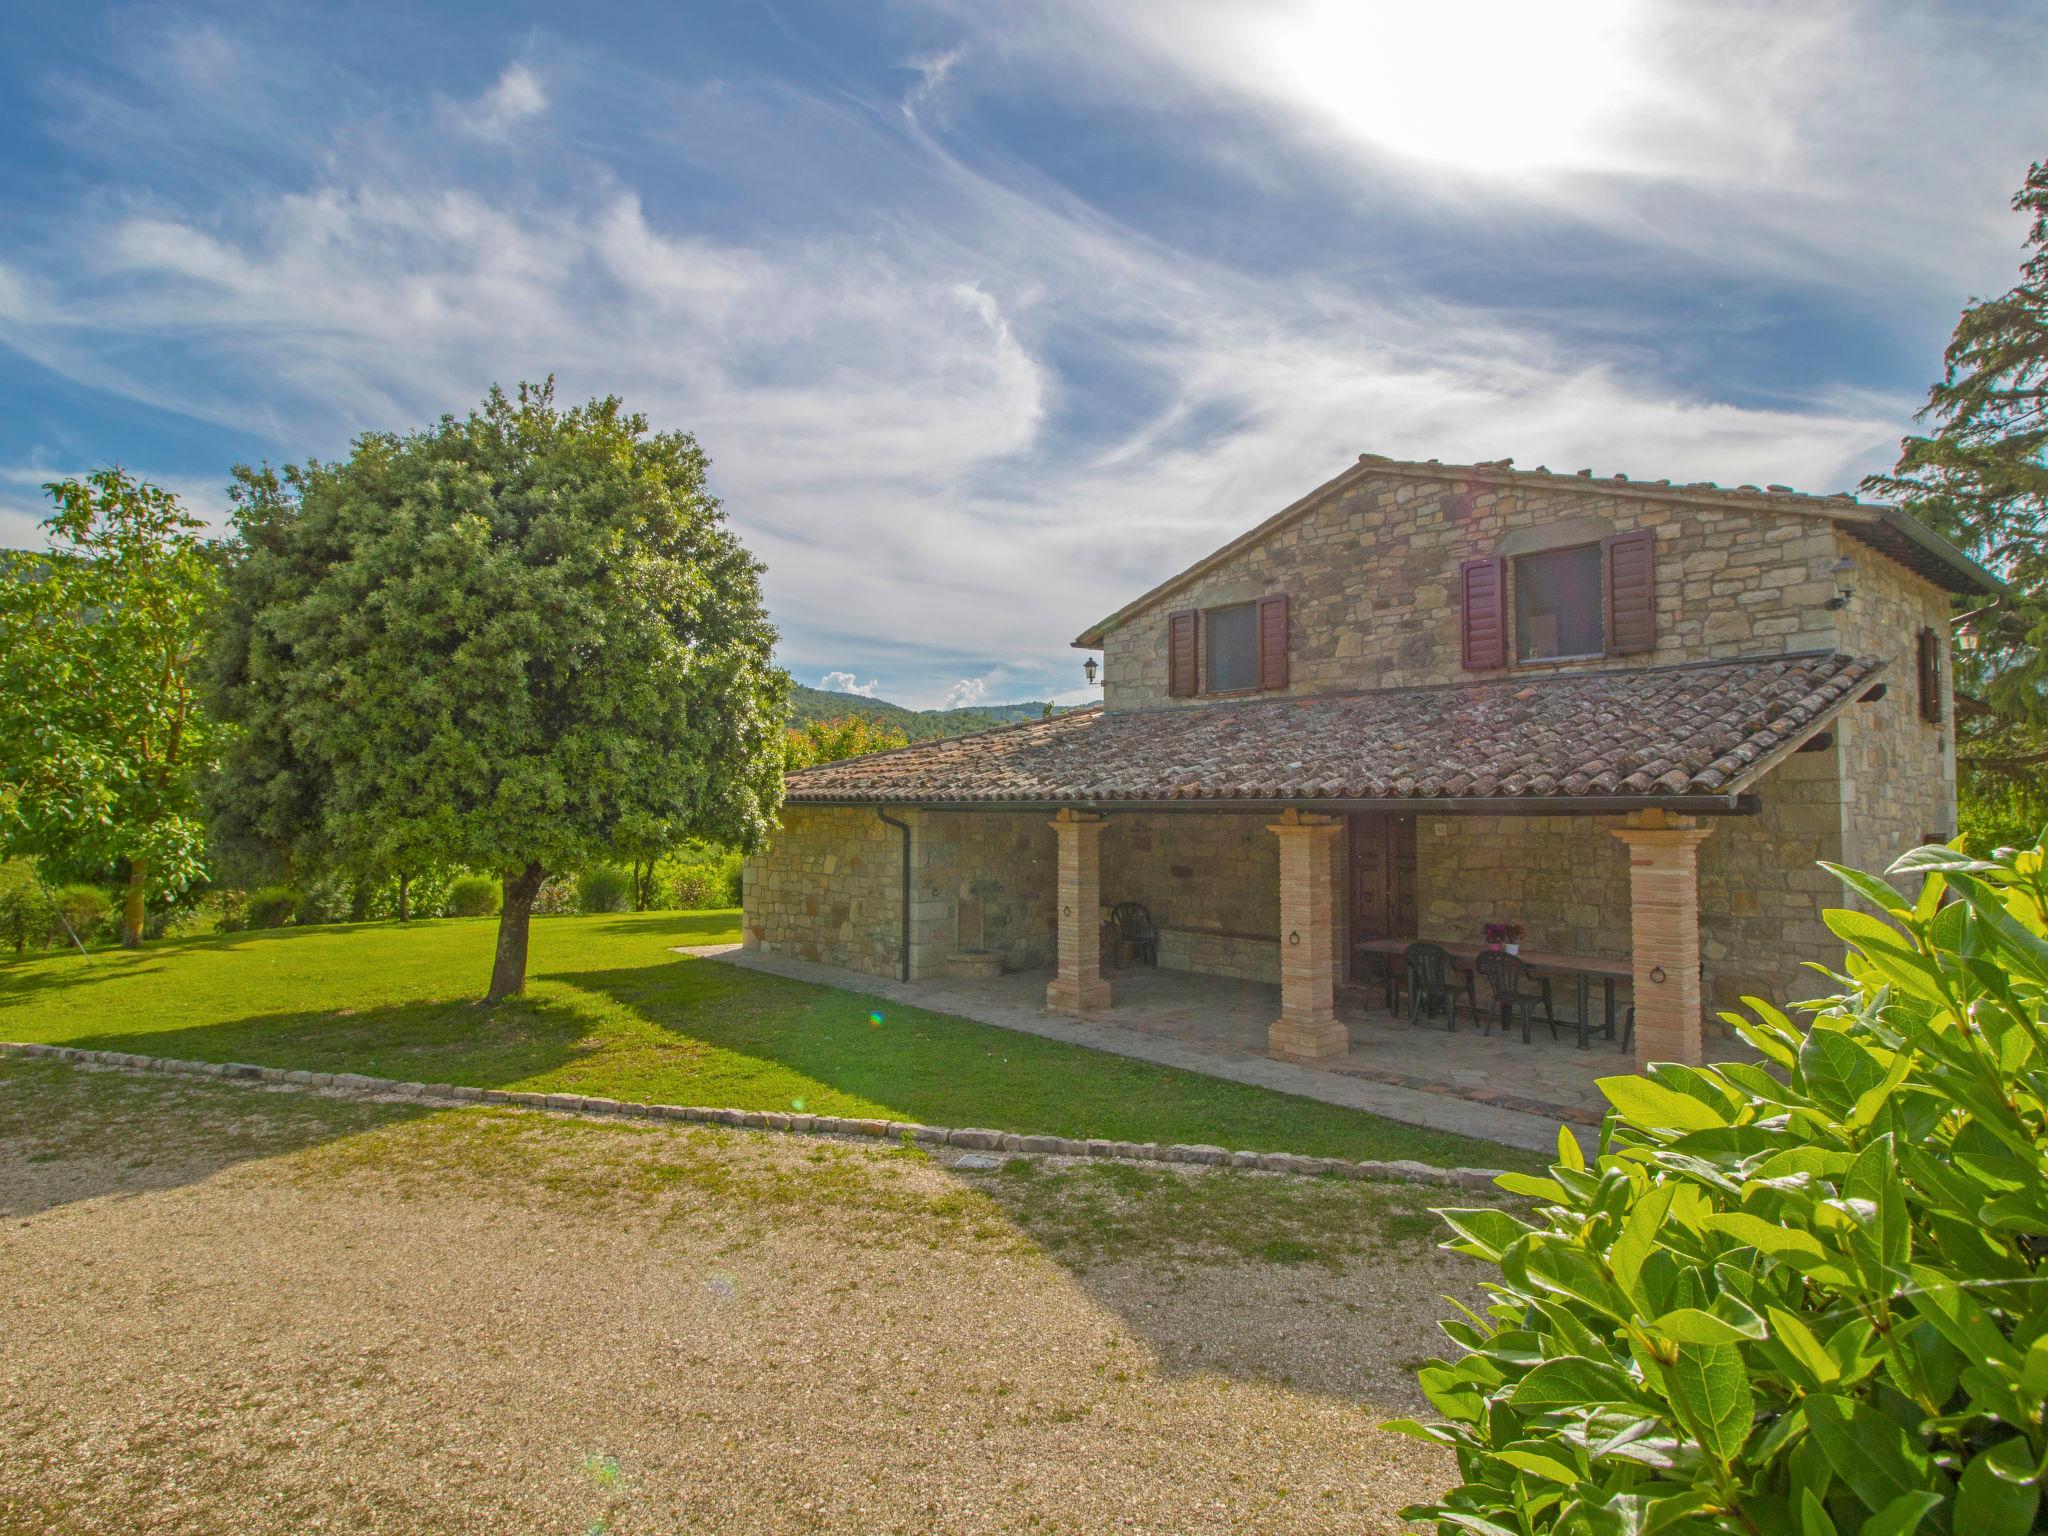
[{"left": 0, "top": 912, "right": 1537, "bottom": 1167}]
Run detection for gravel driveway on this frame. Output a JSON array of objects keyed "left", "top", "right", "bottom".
[{"left": 0, "top": 1059, "right": 1486, "bottom": 1534}]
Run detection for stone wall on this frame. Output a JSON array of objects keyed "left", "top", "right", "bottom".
[
  {"left": 1101, "top": 468, "right": 1843, "bottom": 711},
  {"left": 743, "top": 807, "right": 1056, "bottom": 981},
  {"left": 1829, "top": 528, "right": 1958, "bottom": 890},
  {"left": 1100, "top": 813, "right": 1275, "bottom": 935},
  {"left": 1100, "top": 812, "right": 1283, "bottom": 982},
  {"left": 743, "top": 806, "right": 904, "bottom": 980},
  {"left": 911, "top": 811, "right": 1058, "bottom": 977}
]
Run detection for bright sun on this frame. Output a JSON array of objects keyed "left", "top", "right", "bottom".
[{"left": 1248, "top": 0, "right": 1639, "bottom": 174}]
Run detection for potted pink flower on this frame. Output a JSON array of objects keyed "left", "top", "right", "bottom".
[{"left": 1482, "top": 921, "right": 1524, "bottom": 955}]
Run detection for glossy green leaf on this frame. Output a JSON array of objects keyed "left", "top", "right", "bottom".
[
  {"left": 1662, "top": 1343, "right": 1752, "bottom": 1466},
  {"left": 1767, "top": 1306, "right": 1839, "bottom": 1385},
  {"left": 1510, "top": 1356, "right": 1639, "bottom": 1410},
  {"left": 1495, "top": 1449, "right": 1581, "bottom": 1484},
  {"left": 1858, "top": 1491, "right": 1942, "bottom": 1536},
  {"left": 1597, "top": 1075, "right": 1730, "bottom": 1133},
  {"left": 1823, "top": 862, "right": 1913, "bottom": 915},
  {"left": 1955, "top": 1438, "right": 2040, "bottom": 1536},
  {"left": 1804, "top": 1396, "right": 1935, "bottom": 1516}
]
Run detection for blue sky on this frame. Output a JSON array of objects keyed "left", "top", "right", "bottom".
[{"left": 2, "top": 1, "right": 2042, "bottom": 709}]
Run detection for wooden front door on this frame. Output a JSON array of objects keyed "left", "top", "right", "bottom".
[{"left": 1348, "top": 813, "right": 1417, "bottom": 978}]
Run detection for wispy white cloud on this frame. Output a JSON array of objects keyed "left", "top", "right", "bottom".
[
  {"left": 462, "top": 63, "right": 548, "bottom": 140},
  {"left": 819, "top": 671, "right": 881, "bottom": 697},
  {"left": 942, "top": 676, "right": 988, "bottom": 709},
  {"left": 901, "top": 45, "right": 967, "bottom": 127},
  {"left": 0, "top": 10, "right": 2034, "bottom": 706},
  {"left": 940, "top": 0, "right": 2043, "bottom": 298}
]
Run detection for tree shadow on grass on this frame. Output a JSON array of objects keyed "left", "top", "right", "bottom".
[{"left": 57, "top": 993, "right": 595, "bottom": 1092}]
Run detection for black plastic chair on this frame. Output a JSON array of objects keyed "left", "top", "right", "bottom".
[
  {"left": 1475, "top": 951, "right": 1557, "bottom": 1043},
  {"left": 1108, "top": 902, "right": 1158, "bottom": 967},
  {"left": 1402, "top": 942, "right": 1462, "bottom": 1031}
]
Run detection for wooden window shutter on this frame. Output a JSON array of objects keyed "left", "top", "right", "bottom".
[
  {"left": 1602, "top": 529, "right": 1658, "bottom": 655},
  {"left": 1167, "top": 609, "right": 1199, "bottom": 697},
  {"left": 1459, "top": 556, "right": 1506, "bottom": 670},
  {"left": 1918, "top": 626, "right": 1943, "bottom": 722},
  {"left": 1256, "top": 593, "right": 1290, "bottom": 690}
]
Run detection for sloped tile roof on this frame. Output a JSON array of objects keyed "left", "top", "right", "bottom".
[{"left": 785, "top": 652, "right": 1885, "bottom": 807}]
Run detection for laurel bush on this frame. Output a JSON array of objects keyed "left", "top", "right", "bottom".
[{"left": 1395, "top": 838, "right": 2048, "bottom": 1536}]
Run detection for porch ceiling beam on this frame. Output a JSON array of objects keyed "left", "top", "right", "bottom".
[{"left": 791, "top": 793, "right": 1765, "bottom": 818}]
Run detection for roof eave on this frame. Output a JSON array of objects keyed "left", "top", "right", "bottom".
[{"left": 785, "top": 791, "right": 1764, "bottom": 817}]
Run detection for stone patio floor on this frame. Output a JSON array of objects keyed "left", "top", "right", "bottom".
[{"left": 693, "top": 946, "right": 1628, "bottom": 1156}]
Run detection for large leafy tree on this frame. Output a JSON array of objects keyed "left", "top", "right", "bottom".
[
  {"left": 207, "top": 381, "right": 788, "bottom": 998},
  {"left": 1865, "top": 160, "right": 2048, "bottom": 834},
  {"left": 0, "top": 470, "right": 222, "bottom": 946}
]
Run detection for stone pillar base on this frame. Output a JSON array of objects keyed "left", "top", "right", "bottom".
[
  {"left": 1268, "top": 1016, "right": 1351, "bottom": 1062},
  {"left": 1046, "top": 977, "right": 1114, "bottom": 1014}
]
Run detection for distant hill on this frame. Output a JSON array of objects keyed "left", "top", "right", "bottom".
[{"left": 788, "top": 683, "right": 1057, "bottom": 742}]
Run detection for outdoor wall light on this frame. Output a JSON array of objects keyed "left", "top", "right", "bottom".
[
  {"left": 1083, "top": 656, "right": 1099, "bottom": 685},
  {"left": 1956, "top": 620, "right": 1981, "bottom": 654},
  {"left": 1822, "top": 555, "right": 1857, "bottom": 611}
]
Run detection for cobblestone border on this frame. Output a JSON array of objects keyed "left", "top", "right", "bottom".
[{"left": 0, "top": 1041, "right": 1507, "bottom": 1190}]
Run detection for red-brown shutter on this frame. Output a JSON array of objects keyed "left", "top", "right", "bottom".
[
  {"left": 1167, "top": 609, "right": 1198, "bottom": 697},
  {"left": 1602, "top": 529, "right": 1657, "bottom": 655},
  {"left": 1256, "top": 593, "right": 1289, "bottom": 690},
  {"left": 1459, "top": 556, "right": 1506, "bottom": 670},
  {"left": 1918, "top": 626, "right": 1942, "bottom": 722}
]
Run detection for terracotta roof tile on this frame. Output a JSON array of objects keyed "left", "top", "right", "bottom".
[{"left": 786, "top": 652, "right": 1885, "bottom": 807}]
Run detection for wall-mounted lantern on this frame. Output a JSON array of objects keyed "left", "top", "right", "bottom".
[
  {"left": 1956, "top": 620, "right": 1981, "bottom": 654},
  {"left": 1822, "top": 555, "right": 1857, "bottom": 612},
  {"left": 1083, "top": 656, "right": 1099, "bottom": 685}
]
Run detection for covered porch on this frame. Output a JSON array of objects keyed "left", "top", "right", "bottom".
[
  {"left": 760, "top": 652, "right": 1881, "bottom": 1092},
  {"left": 1043, "top": 802, "right": 1715, "bottom": 1075}
]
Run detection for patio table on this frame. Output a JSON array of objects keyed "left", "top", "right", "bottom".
[{"left": 1356, "top": 938, "right": 1631, "bottom": 1050}]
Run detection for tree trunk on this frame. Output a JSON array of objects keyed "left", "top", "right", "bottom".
[
  {"left": 487, "top": 862, "right": 547, "bottom": 1000},
  {"left": 398, "top": 872, "right": 411, "bottom": 924},
  {"left": 349, "top": 882, "right": 372, "bottom": 923},
  {"left": 122, "top": 858, "right": 147, "bottom": 949}
]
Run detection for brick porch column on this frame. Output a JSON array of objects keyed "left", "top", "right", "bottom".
[
  {"left": 1613, "top": 809, "right": 1714, "bottom": 1070},
  {"left": 1267, "top": 810, "right": 1348, "bottom": 1062},
  {"left": 1046, "top": 809, "right": 1112, "bottom": 1013}
]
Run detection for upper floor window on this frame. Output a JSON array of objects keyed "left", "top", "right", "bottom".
[
  {"left": 1515, "top": 544, "right": 1604, "bottom": 661},
  {"left": 1168, "top": 593, "right": 1289, "bottom": 697},
  {"left": 1206, "top": 603, "right": 1259, "bottom": 692}
]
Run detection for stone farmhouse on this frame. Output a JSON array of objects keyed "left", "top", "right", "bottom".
[{"left": 743, "top": 453, "right": 1998, "bottom": 1074}]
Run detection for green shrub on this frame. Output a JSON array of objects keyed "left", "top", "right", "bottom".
[
  {"left": 245, "top": 886, "right": 298, "bottom": 928},
  {"left": 0, "top": 862, "right": 56, "bottom": 956},
  {"left": 574, "top": 864, "right": 633, "bottom": 914},
  {"left": 211, "top": 889, "right": 250, "bottom": 934},
  {"left": 1395, "top": 837, "right": 2048, "bottom": 1536},
  {"left": 443, "top": 875, "right": 500, "bottom": 918},
  {"left": 532, "top": 876, "right": 576, "bottom": 917},
  {"left": 293, "top": 876, "right": 353, "bottom": 927},
  {"left": 658, "top": 843, "right": 743, "bottom": 909},
  {"left": 50, "top": 884, "right": 113, "bottom": 943}
]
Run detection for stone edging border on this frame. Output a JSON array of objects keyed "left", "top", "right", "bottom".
[{"left": 0, "top": 1041, "right": 1506, "bottom": 1191}]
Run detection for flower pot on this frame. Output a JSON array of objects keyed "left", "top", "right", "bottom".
[
  {"left": 1486, "top": 940, "right": 1503, "bottom": 951},
  {"left": 1506, "top": 943, "right": 1520, "bottom": 955}
]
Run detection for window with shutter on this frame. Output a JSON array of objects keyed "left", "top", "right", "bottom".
[
  {"left": 1256, "top": 593, "right": 1289, "bottom": 690},
  {"left": 1918, "top": 627, "right": 1943, "bottom": 723},
  {"left": 1205, "top": 604, "right": 1258, "bottom": 692},
  {"left": 1459, "top": 556, "right": 1507, "bottom": 670},
  {"left": 1167, "top": 609, "right": 1198, "bottom": 697},
  {"left": 1602, "top": 529, "right": 1657, "bottom": 655}
]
